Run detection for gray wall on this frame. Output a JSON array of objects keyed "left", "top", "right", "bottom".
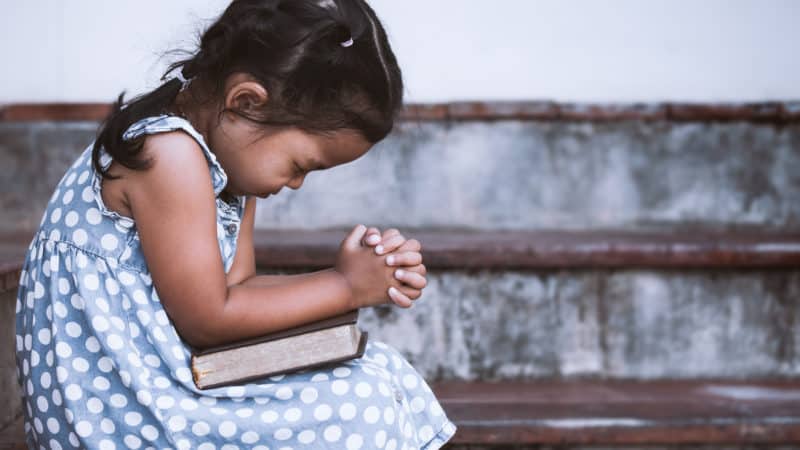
[
  {"left": 0, "top": 289, "right": 21, "bottom": 430},
  {"left": 3, "top": 120, "right": 800, "bottom": 232},
  {"left": 2, "top": 118, "right": 799, "bottom": 382}
]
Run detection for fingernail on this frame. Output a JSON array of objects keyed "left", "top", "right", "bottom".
[
  {"left": 375, "top": 245, "right": 384, "bottom": 254},
  {"left": 388, "top": 286, "right": 396, "bottom": 296},
  {"left": 386, "top": 255, "right": 395, "bottom": 265},
  {"left": 395, "top": 269, "right": 404, "bottom": 278}
]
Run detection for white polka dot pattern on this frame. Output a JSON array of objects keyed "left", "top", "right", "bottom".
[{"left": 13, "top": 114, "right": 457, "bottom": 449}]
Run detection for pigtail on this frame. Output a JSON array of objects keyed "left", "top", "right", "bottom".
[{"left": 91, "top": 71, "right": 186, "bottom": 181}]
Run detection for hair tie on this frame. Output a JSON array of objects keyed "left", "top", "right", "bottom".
[
  {"left": 173, "top": 70, "right": 193, "bottom": 92},
  {"left": 340, "top": 36, "right": 354, "bottom": 48}
]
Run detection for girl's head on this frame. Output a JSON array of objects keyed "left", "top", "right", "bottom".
[{"left": 93, "top": 0, "right": 403, "bottom": 198}]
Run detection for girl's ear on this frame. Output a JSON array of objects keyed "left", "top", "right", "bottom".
[{"left": 225, "top": 80, "right": 269, "bottom": 114}]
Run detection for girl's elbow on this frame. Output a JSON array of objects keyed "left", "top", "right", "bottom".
[
  {"left": 167, "top": 289, "right": 229, "bottom": 351},
  {"left": 175, "top": 323, "right": 217, "bottom": 351}
]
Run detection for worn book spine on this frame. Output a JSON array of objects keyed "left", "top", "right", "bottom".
[{"left": 191, "top": 324, "right": 368, "bottom": 389}]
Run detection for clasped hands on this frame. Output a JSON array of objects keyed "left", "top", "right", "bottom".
[{"left": 359, "top": 226, "right": 427, "bottom": 308}]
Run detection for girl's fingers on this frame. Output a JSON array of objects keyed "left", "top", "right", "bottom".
[
  {"left": 397, "top": 284, "right": 421, "bottom": 301},
  {"left": 392, "top": 267, "right": 427, "bottom": 290},
  {"left": 411, "top": 263, "right": 427, "bottom": 276},
  {"left": 388, "top": 286, "right": 414, "bottom": 308},
  {"left": 372, "top": 228, "right": 400, "bottom": 247},
  {"left": 363, "top": 227, "right": 397, "bottom": 249},
  {"left": 362, "top": 227, "right": 382, "bottom": 247},
  {"left": 375, "top": 233, "right": 406, "bottom": 255},
  {"left": 393, "top": 238, "right": 421, "bottom": 253},
  {"left": 401, "top": 263, "right": 427, "bottom": 277},
  {"left": 381, "top": 228, "right": 401, "bottom": 240},
  {"left": 385, "top": 251, "right": 423, "bottom": 267}
]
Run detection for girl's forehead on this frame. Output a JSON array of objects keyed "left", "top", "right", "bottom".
[{"left": 322, "top": 130, "right": 373, "bottom": 163}]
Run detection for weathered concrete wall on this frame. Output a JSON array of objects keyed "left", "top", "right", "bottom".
[
  {"left": 0, "top": 289, "right": 22, "bottom": 430},
  {"left": 266, "top": 121, "right": 800, "bottom": 231},
  {"left": 2, "top": 266, "right": 798, "bottom": 386},
  {"left": 264, "top": 266, "right": 800, "bottom": 380},
  {"left": 1, "top": 120, "right": 799, "bottom": 232},
  {"left": 0, "top": 122, "right": 98, "bottom": 232}
]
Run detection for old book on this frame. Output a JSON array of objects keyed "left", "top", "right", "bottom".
[{"left": 189, "top": 308, "right": 368, "bottom": 390}]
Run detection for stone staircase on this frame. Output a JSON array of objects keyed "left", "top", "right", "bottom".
[{"left": 1, "top": 102, "right": 799, "bottom": 449}]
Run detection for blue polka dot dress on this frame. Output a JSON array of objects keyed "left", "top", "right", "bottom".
[{"left": 14, "top": 114, "right": 458, "bottom": 449}]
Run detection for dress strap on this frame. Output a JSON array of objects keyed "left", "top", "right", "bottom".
[{"left": 117, "top": 114, "right": 229, "bottom": 197}]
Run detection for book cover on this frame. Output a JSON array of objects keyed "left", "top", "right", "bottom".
[{"left": 188, "top": 308, "right": 367, "bottom": 389}]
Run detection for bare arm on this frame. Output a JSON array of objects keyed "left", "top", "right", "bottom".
[
  {"left": 124, "top": 131, "right": 354, "bottom": 350},
  {"left": 237, "top": 272, "right": 315, "bottom": 287},
  {"left": 220, "top": 267, "right": 354, "bottom": 347}
]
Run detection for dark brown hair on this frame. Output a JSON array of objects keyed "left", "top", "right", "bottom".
[{"left": 92, "top": 0, "right": 404, "bottom": 180}]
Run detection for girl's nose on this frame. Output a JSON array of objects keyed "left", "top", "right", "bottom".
[{"left": 287, "top": 174, "right": 305, "bottom": 190}]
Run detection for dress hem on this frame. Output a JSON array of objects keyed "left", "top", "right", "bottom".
[{"left": 420, "top": 417, "right": 458, "bottom": 450}]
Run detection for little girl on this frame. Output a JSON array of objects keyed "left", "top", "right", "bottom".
[{"left": 14, "top": 0, "right": 457, "bottom": 448}]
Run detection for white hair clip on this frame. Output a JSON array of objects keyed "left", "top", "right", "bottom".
[
  {"left": 174, "top": 70, "right": 192, "bottom": 92},
  {"left": 340, "top": 36, "right": 354, "bottom": 48}
]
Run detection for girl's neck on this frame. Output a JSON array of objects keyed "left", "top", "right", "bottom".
[{"left": 167, "top": 90, "right": 215, "bottom": 144}]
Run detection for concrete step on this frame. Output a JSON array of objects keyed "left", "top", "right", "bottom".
[
  {"left": 247, "top": 227, "right": 800, "bottom": 269},
  {"left": 3, "top": 228, "right": 800, "bottom": 381},
  {"left": 434, "top": 379, "right": 800, "bottom": 446},
  {"left": 2, "top": 380, "right": 800, "bottom": 447},
  {"left": 0, "top": 414, "right": 25, "bottom": 450},
  {"left": 6, "top": 226, "right": 799, "bottom": 274}
]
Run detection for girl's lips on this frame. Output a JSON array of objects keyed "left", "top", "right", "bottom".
[
  {"left": 257, "top": 188, "right": 281, "bottom": 198},
  {"left": 258, "top": 189, "right": 279, "bottom": 198}
]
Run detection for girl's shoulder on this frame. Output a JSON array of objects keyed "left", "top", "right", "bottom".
[
  {"left": 122, "top": 114, "right": 196, "bottom": 141},
  {"left": 118, "top": 114, "right": 229, "bottom": 197}
]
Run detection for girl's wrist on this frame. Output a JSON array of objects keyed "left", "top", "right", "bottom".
[{"left": 328, "top": 267, "right": 358, "bottom": 310}]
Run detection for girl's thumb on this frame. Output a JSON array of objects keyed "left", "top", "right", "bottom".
[{"left": 342, "top": 224, "right": 367, "bottom": 250}]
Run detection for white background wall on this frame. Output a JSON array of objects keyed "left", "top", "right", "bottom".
[{"left": 2, "top": 0, "right": 799, "bottom": 103}]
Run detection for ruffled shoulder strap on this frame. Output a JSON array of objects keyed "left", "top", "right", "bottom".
[{"left": 113, "top": 114, "right": 229, "bottom": 196}]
